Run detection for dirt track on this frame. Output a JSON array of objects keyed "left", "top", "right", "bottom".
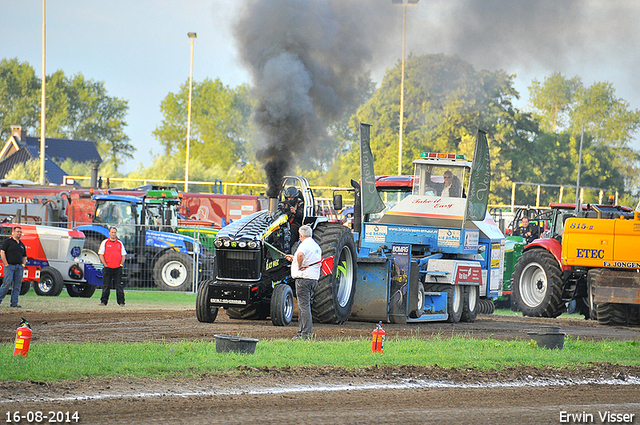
[{"left": 1, "top": 305, "right": 639, "bottom": 424}]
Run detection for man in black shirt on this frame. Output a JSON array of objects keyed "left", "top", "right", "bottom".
[
  {"left": 513, "top": 216, "right": 539, "bottom": 244},
  {"left": 0, "top": 226, "right": 28, "bottom": 308}
]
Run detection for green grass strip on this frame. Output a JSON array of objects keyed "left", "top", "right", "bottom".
[{"left": 2, "top": 336, "right": 638, "bottom": 382}]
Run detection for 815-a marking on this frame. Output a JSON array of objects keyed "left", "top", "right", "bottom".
[
  {"left": 569, "top": 223, "right": 594, "bottom": 230},
  {"left": 5, "top": 411, "right": 79, "bottom": 423}
]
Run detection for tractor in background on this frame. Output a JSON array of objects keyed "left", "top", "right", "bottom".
[
  {"left": 511, "top": 202, "right": 640, "bottom": 325},
  {"left": 78, "top": 190, "right": 213, "bottom": 291},
  {"left": 1, "top": 223, "right": 100, "bottom": 297}
]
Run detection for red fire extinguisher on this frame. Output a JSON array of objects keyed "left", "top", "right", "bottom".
[
  {"left": 14, "top": 317, "right": 31, "bottom": 357},
  {"left": 372, "top": 321, "right": 385, "bottom": 353}
]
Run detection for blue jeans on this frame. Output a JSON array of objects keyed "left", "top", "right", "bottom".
[{"left": 0, "top": 264, "right": 24, "bottom": 307}]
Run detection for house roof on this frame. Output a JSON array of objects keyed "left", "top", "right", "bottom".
[
  {"left": 24, "top": 145, "right": 69, "bottom": 184},
  {"left": 24, "top": 136, "right": 102, "bottom": 164},
  {"left": 0, "top": 146, "right": 70, "bottom": 185},
  {"left": 0, "top": 131, "right": 102, "bottom": 185},
  {"left": 0, "top": 146, "right": 75, "bottom": 184},
  {"left": 0, "top": 149, "right": 33, "bottom": 180}
]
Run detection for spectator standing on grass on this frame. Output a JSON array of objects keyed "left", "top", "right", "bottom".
[
  {"left": 0, "top": 226, "right": 27, "bottom": 308},
  {"left": 99, "top": 227, "right": 127, "bottom": 307},
  {"left": 285, "top": 225, "right": 321, "bottom": 340}
]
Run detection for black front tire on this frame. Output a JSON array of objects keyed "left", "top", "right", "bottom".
[
  {"left": 270, "top": 284, "right": 294, "bottom": 326},
  {"left": 512, "top": 249, "right": 565, "bottom": 318},
  {"left": 66, "top": 283, "right": 97, "bottom": 298},
  {"left": 19, "top": 281, "right": 31, "bottom": 295},
  {"left": 312, "top": 223, "right": 357, "bottom": 324},
  {"left": 196, "top": 279, "right": 218, "bottom": 323},
  {"left": 34, "top": 267, "right": 64, "bottom": 296},
  {"left": 226, "top": 303, "right": 270, "bottom": 320},
  {"left": 153, "top": 251, "right": 193, "bottom": 291}
]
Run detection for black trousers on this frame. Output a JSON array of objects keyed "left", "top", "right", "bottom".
[{"left": 101, "top": 266, "right": 124, "bottom": 305}]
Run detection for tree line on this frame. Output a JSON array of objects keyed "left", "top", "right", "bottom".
[{"left": 1, "top": 55, "right": 638, "bottom": 206}]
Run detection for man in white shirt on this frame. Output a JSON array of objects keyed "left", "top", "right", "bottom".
[{"left": 285, "top": 225, "right": 322, "bottom": 340}]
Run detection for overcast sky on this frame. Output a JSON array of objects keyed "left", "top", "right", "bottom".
[{"left": 2, "top": 0, "right": 639, "bottom": 173}]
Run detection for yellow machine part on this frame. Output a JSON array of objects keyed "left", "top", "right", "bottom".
[{"left": 563, "top": 215, "right": 640, "bottom": 268}]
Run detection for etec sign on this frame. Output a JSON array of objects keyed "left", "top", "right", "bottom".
[{"left": 576, "top": 249, "right": 604, "bottom": 259}]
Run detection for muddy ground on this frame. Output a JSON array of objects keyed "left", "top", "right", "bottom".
[{"left": 1, "top": 305, "right": 639, "bottom": 424}]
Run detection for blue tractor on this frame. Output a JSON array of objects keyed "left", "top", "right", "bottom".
[
  {"left": 197, "top": 131, "right": 504, "bottom": 326},
  {"left": 78, "top": 193, "right": 211, "bottom": 291}
]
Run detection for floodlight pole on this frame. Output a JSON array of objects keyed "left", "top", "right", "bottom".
[
  {"left": 185, "top": 32, "right": 197, "bottom": 192},
  {"left": 398, "top": 4, "right": 406, "bottom": 175},
  {"left": 393, "top": 0, "right": 419, "bottom": 175},
  {"left": 574, "top": 122, "right": 585, "bottom": 213},
  {"left": 40, "top": 0, "right": 46, "bottom": 185}
]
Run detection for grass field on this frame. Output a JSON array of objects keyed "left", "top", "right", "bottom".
[
  {"left": 3, "top": 290, "right": 635, "bottom": 382},
  {"left": 13, "top": 288, "right": 197, "bottom": 312},
  {"left": 3, "top": 336, "right": 639, "bottom": 382}
]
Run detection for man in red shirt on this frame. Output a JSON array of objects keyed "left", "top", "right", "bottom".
[{"left": 98, "top": 227, "right": 127, "bottom": 306}]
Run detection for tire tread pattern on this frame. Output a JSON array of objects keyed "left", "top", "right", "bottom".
[
  {"left": 512, "top": 249, "right": 564, "bottom": 318},
  {"left": 196, "top": 279, "right": 218, "bottom": 323},
  {"left": 270, "top": 284, "right": 293, "bottom": 326},
  {"left": 311, "top": 223, "right": 357, "bottom": 324}
]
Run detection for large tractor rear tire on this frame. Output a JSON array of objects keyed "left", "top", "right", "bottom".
[
  {"left": 596, "top": 303, "right": 640, "bottom": 327},
  {"left": 311, "top": 223, "right": 357, "bottom": 324},
  {"left": 196, "top": 279, "right": 218, "bottom": 323},
  {"left": 270, "top": 284, "right": 294, "bottom": 326},
  {"left": 34, "top": 267, "right": 64, "bottom": 296},
  {"left": 512, "top": 249, "right": 565, "bottom": 318}
]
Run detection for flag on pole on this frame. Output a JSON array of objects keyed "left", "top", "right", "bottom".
[
  {"left": 360, "top": 123, "right": 385, "bottom": 215},
  {"left": 465, "top": 130, "right": 491, "bottom": 221}
]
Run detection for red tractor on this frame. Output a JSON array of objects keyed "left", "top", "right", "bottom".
[{"left": 511, "top": 203, "right": 634, "bottom": 319}]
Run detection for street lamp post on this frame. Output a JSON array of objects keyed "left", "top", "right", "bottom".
[
  {"left": 40, "top": 0, "right": 46, "bottom": 185},
  {"left": 392, "top": 0, "right": 419, "bottom": 175},
  {"left": 185, "top": 32, "right": 197, "bottom": 192}
]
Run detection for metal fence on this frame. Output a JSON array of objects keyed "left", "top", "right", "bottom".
[{"left": 82, "top": 224, "right": 216, "bottom": 293}]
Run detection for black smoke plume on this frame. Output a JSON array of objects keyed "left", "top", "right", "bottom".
[{"left": 233, "top": 0, "right": 396, "bottom": 197}]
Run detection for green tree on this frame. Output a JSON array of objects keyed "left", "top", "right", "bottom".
[
  {"left": 47, "top": 71, "right": 134, "bottom": 169},
  {"left": 528, "top": 74, "right": 640, "bottom": 199},
  {"left": 153, "top": 78, "right": 252, "bottom": 172},
  {"left": 0, "top": 58, "right": 134, "bottom": 170},
  {"left": 308, "top": 72, "right": 377, "bottom": 177},
  {"left": 337, "top": 53, "right": 538, "bottom": 203},
  {"left": 528, "top": 72, "right": 581, "bottom": 133},
  {"left": 5, "top": 159, "right": 40, "bottom": 182},
  {"left": 0, "top": 58, "right": 40, "bottom": 139}
]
